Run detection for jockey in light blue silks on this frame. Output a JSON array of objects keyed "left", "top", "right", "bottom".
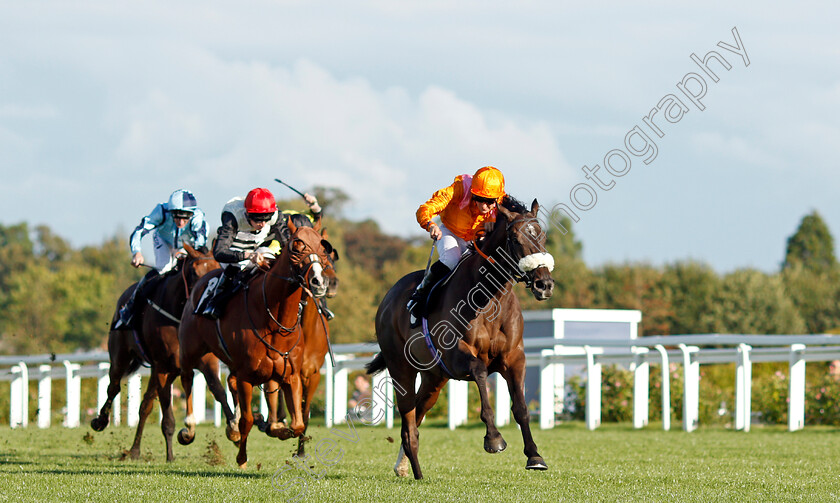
[{"left": 113, "top": 189, "right": 208, "bottom": 329}]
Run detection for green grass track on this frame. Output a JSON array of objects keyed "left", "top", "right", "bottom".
[{"left": 1, "top": 420, "right": 839, "bottom": 502}]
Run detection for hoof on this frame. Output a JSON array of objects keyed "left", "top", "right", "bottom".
[
  {"left": 238, "top": 461, "right": 247, "bottom": 470},
  {"left": 90, "top": 416, "right": 109, "bottom": 432},
  {"left": 129, "top": 449, "right": 141, "bottom": 460},
  {"left": 177, "top": 428, "right": 195, "bottom": 446},
  {"left": 226, "top": 424, "right": 241, "bottom": 444},
  {"left": 483, "top": 434, "right": 507, "bottom": 453},
  {"left": 526, "top": 456, "right": 548, "bottom": 470}
]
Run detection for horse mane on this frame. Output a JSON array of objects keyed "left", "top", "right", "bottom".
[{"left": 500, "top": 194, "right": 527, "bottom": 214}]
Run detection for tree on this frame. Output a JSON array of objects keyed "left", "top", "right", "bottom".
[
  {"left": 662, "top": 261, "right": 721, "bottom": 335},
  {"left": 708, "top": 269, "right": 806, "bottom": 335},
  {"left": 783, "top": 211, "right": 837, "bottom": 273}
]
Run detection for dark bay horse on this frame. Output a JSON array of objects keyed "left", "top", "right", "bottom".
[
  {"left": 177, "top": 219, "right": 334, "bottom": 468},
  {"left": 367, "top": 199, "right": 555, "bottom": 479},
  {"left": 90, "top": 243, "right": 220, "bottom": 462}
]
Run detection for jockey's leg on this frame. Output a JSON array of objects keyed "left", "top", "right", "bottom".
[
  {"left": 407, "top": 225, "right": 464, "bottom": 325},
  {"left": 114, "top": 268, "right": 158, "bottom": 329},
  {"left": 199, "top": 266, "right": 236, "bottom": 320},
  {"left": 317, "top": 298, "right": 335, "bottom": 320}
]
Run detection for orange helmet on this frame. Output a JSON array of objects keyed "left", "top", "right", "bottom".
[{"left": 471, "top": 166, "right": 505, "bottom": 199}]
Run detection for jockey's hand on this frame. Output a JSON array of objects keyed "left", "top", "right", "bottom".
[
  {"left": 428, "top": 223, "right": 442, "bottom": 241},
  {"left": 248, "top": 250, "right": 264, "bottom": 264},
  {"left": 175, "top": 249, "right": 187, "bottom": 259},
  {"left": 304, "top": 193, "right": 321, "bottom": 214},
  {"left": 131, "top": 252, "right": 144, "bottom": 268}
]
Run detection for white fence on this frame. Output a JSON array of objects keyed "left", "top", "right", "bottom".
[{"left": 4, "top": 309, "right": 840, "bottom": 432}]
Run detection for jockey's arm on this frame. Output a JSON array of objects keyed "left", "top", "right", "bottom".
[{"left": 213, "top": 212, "right": 248, "bottom": 264}]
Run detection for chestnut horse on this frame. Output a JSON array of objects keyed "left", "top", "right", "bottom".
[
  {"left": 252, "top": 246, "right": 339, "bottom": 456},
  {"left": 90, "top": 243, "right": 220, "bottom": 462},
  {"left": 177, "top": 219, "right": 334, "bottom": 468},
  {"left": 366, "top": 199, "right": 555, "bottom": 479}
]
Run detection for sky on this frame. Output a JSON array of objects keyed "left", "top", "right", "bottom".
[{"left": 1, "top": 1, "right": 838, "bottom": 273}]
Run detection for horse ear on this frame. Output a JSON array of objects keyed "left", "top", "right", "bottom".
[
  {"left": 496, "top": 202, "right": 515, "bottom": 222},
  {"left": 287, "top": 215, "right": 297, "bottom": 234},
  {"left": 320, "top": 228, "right": 329, "bottom": 240},
  {"left": 530, "top": 199, "right": 539, "bottom": 216},
  {"left": 313, "top": 218, "right": 322, "bottom": 232},
  {"left": 182, "top": 242, "right": 197, "bottom": 257}
]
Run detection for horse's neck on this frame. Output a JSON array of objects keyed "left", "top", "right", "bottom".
[
  {"left": 158, "top": 273, "right": 186, "bottom": 310},
  {"left": 260, "top": 255, "right": 303, "bottom": 326}
]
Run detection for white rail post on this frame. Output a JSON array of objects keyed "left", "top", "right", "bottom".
[
  {"left": 127, "top": 373, "right": 142, "bottom": 427},
  {"left": 193, "top": 371, "right": 207, "bottom": 424},
  {"left": 495, "top": 373, "right": 511, "bottom": 427},
  {"left": 632, "top": 347, "right": 650, "bottom": 429},
  {"left": 448, "top": 379, "right": 469, "bottom": 430},
  {"left": 735, "top": 344, "right": 753, "bottom": 431},
  {"left": 38, "top": 365, "right": 52, "bottom": 428},
  {"left": 332, "top": 355, "right": 349, "bottom": 426},
  {"left": 11, "top": 363, "right": 29, "bottom": 428},
  {"left": 654, "top": 345, "right": 671, "bottom": 431},
  {"left": 62, "top": 361, "right": 81, "bottom": 428},
  {"left": 371, "top": 370, "right": 389, "bottom": 426},
  {"left": 584, "top": 345, "right": 602, "bottom": 431},
  {"left": 679, "top": 345, "right": 699, "bottom": 432},
  {"left": 539, "top": 349, "right": 556, "bottom": 430},
  {"left": 386, "top": 371, "right": 395, "bottom": 429},
  {"left": 324, "top": 357, "right": 334, "bottom": 427},
  {"left": 789, "top": 344, "right": 806, "bottom": 432}
]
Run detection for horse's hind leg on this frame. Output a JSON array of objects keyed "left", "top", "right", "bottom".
[
  {"left": 128, "top": 367, "right": 163, "bottom": 459},
  {"left": 177, "top": 368, "right": 197, "bottom": 445},
  {"left": 158, "top": 371, "right": 179, "bottom": 462},
  {"left": 91, "top": 333, "right": 131, "bottom": 432},
  {"left": 197, "top": 359, "right": 239, "bottom": 444},
  {"left": 468, "top": 357, "right": 506, "bottom": 454},
  {"left": 501, "top": 361, "right": 547, "bottom": 470},
  {"left": 414, "top": 374, "right": 448, "bottom": 427}
]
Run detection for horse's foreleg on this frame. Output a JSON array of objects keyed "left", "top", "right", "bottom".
[
  {"left": 502, "top": 363, "right": 547, "bottom": 470},
  {"left": 284, "top": 374, "right": 305, "bottom": 439},
  {"left": 177, "top": 369, "right": 196, "bottom": 445},
  {"left": 255, "top": 379, "right": 279, "bottom": 434},
  {"left": 235, "top": 379, "right": 255, "bottom": 469},
  {"left": 129, "top": 368, "right": 163, "bottom": 459},
  {"left": 468, "top": 358, "right": 506, "bottom": 454},
  {"left": 296, "top": 373, "right": 319, "bottom": 456},
  {"left": 158, "top": 372, "right": 179, "bottom": 462}
]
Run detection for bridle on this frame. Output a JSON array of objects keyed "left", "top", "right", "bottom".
[{"left": 473, "top": 215, "right": 549, "bottom": 289}]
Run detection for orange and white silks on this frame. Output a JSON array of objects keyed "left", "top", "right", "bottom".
[{"left": 415, "top": 173, "right": 505, "bottom": 242}]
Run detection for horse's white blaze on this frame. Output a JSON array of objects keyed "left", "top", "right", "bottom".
[
  {"left": 519, "top": 252, "right": 555, "bottom": 272},
  {"left": 310, "top": 262, "right": 327, "bottom": 295}
]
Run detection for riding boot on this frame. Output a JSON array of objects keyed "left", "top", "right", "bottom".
[
  {"left": 200, "top": 269, "right": 237, "bottom": 320},
  {"left": 114, "top": 270, "right": 157, "bottom": 330},
  {"left": 407, "top": 261, "right": 451, "bottom": 327}
]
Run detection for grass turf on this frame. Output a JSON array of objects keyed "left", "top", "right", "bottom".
[{"left": 1, "top": 420, "right": 839, "bottom": 502}]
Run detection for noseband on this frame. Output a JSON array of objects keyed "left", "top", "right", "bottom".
[{"left": 474, "top": 217, "right": 554, "bottom": 289}]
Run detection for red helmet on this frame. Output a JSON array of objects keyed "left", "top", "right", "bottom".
[{"left": 244, "top": 188, "right": 277, "bottom": 215}]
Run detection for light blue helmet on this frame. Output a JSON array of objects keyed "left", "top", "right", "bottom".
[{"left": 166, "top": 189, "right": 198, "bottom": 218}]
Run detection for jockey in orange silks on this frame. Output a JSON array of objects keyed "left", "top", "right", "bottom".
[{"left": 407, "top": 166, "right": 506, "bottom": 322}]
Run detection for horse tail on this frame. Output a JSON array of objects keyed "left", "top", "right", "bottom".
[{"left": 365, "top": 353, "right": 387, "bottom": 376}]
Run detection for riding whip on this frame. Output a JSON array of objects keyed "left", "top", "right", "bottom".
[{"left": 274, "top": 178, "right": 307, "bottom": 200}]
